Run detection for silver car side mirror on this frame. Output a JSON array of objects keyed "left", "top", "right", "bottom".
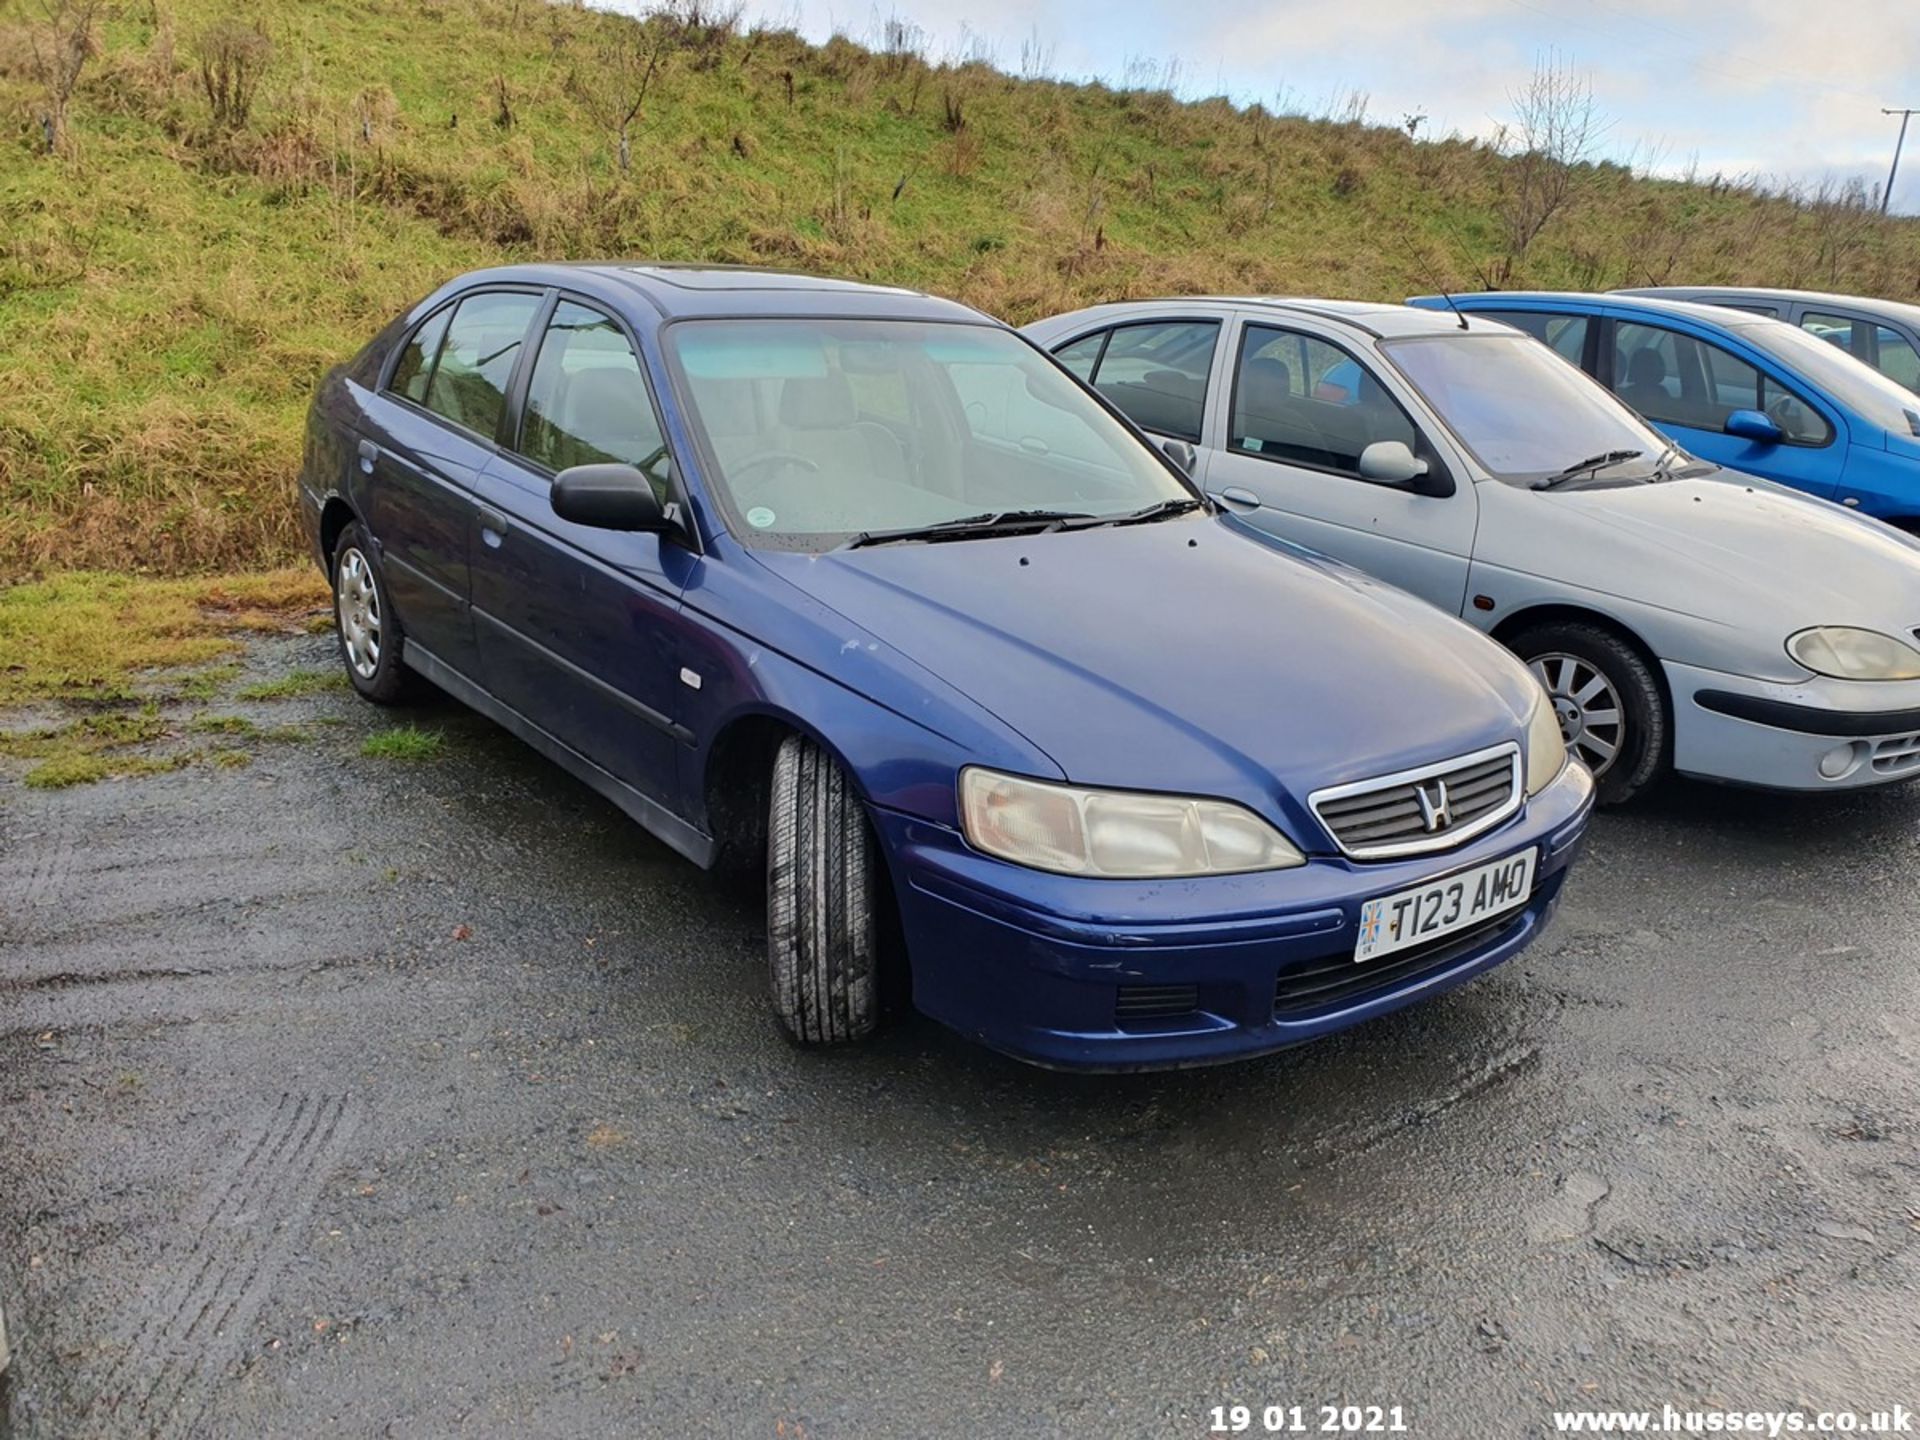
[{"left": 1357, "top": 440, "right": 1430, "bottom": 485}]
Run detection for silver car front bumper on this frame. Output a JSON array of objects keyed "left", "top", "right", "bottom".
[{"left": 1667, "top": 659, "right": 1920, "bottom": 790}]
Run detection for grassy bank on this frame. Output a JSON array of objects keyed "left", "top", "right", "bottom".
[{"left": 3, "top": 0, "right": 1919, "bottom": 578}]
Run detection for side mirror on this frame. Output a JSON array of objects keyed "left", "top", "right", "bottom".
[
  {"left": 551, "top": 463, "right": 673, "bottom": 533},
  {"left": 1357, "top": 440, "right": 1430, "bottom": 486},
  {"left": 1724, "top": 409, "right": 1783, "bottom": 445},
  {"left": 1161, "top": 438, "right": 1197, "bottom": 473}
]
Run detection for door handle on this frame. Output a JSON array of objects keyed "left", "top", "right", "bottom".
[
  {"left": 1218, "top": 486, "right": 1261, "bottom": 509},
  {"left": 357, "top": 439, "right": 378, "bottom": 474},
  {"left": 476, "top": 506, "right": 509, "bottom": 547}
]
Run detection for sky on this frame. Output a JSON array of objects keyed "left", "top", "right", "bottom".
[{"left": 741, "top": 0, "right": 1920, "bottom": 213}]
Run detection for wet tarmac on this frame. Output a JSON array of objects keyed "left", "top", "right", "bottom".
[{"left": 1, "top": 634, "right": 1916, "bottom": 1437}]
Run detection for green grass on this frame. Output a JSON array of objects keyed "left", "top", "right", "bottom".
[
  {"left": 0, "top": 570, "right": 328, "bottom": 705},
  {"left": 23, "top": 750, "right": 192, "bottom": 789},
  {"left": 3, "top": 0, "right": 1918, "bottom": 580},
  {"left": 360, "top": 725, "right": 443, "bottom": 760}
]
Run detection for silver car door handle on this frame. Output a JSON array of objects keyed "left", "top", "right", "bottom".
[
  {"left": 357, "top": 439, "right": 378, "bottom": 474},
  {"left": 477, "top": 506, "right": 509, "bottom": 546},
  {"left": 1218, "top": 486, "right": 1261, "bottom": 509}
]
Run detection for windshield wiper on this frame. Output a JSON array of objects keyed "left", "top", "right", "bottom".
[
  {"left": 839, "top": 509, "right": 1094, "bottom": 550},
  {"left": 1532, "top": 448, "right": 1644, "bottom": 491},
  {"left": 1061, "top": 496, "right": 1208, "bottom": 530}
]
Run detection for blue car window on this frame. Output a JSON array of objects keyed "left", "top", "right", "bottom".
[
  {"left": 389, "top": 304, "right": 452, "bottom": 405},
  {"left": 1612, "top": 320, "right": 1831, "bottom": 446},
  {"left": 518, "top": 301, "right": 671, "bottom": 497},
  {"left": 1484, "top": 310, "right": 1587, "bottom": 365},
  {"left": 422, "top": 291, "right": 542, "bottom": 440},
  {"left": 1229, "top": 324, "right": 1416, "bottom": 476},
  {"left": 1078, "top": 321, "right": 1218, "bottom": 442},
  {"left": 666, "top": 319, "right": 1190, "bottom": 547}
]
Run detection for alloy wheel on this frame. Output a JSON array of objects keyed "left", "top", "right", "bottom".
[
  {"left": 1528, "top": 652, "right": 1624, "bottom": 777},
  {"left": 336, "top": 546, "right": 382, "bottom": 680}
]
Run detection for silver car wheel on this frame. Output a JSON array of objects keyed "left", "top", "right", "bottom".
[
  {"left": 1529, "top": 652, "right": 1624, "bottom": 777},
  {"left": 336, "top": 546, "right": 382, "bottom": 681}
]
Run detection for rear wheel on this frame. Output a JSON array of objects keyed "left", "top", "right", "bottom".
[
  {"left": 766, "top": 733, "right": 881, "bottom": 1046},
  {"left": 330, "top": 522, "right": 418, "bottom": 705},
  {"left": 1512, "top": 621, "right": 1667, "bottom": 806}
]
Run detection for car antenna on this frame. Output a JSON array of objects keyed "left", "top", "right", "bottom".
[{"left": 1437, "top": 289, "right": 1470, "bottom": 330}]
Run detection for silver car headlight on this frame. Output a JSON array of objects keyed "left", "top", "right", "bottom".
[
  {"left": 1524, "top": 689, "right": 1568, "bottom": 796},
  {"left": 1786, "top": 626, "right": 1920, "bottom": 681},
  {"left": 958, "top": 768, "right": 1306, "bottom": 878}
]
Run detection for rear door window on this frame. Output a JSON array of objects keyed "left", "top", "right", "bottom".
[
  {"left": 1486, "top": 311, "right": 1588, "bottom": 365},
  {"left": 421, "top": 291, "right": 543, "bottom": 440},
  {"left": 1053, "top": 321, "right": 1219, "bottom": 442},
  {"left": 1800, "top": 310, "right": 1862, "bottom": 356},
  {"left": 388, "top": 305, "right": 452, "bottom": 404},
  {"left": 1872, "top": 325, "right": 1920, "bottom": 390}
]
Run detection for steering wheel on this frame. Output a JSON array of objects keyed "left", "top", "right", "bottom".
[
  {"left": 1766, "top": 396, "right": 1807, "bottom": 440},
  {"left": 733, "top": 451, "right": 821, "bottom": 482}
]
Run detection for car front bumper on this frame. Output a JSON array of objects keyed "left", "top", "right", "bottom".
[
  {"left": 875, "top": 761, "right": 1594, "bottom": 1071},
  {"left": 1668, "top": 659, "right": 1920, "bottom": 790}
]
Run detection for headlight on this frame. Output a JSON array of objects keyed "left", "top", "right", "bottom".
[
  {"left": 1524, "top": 689, "right": 1568, "bottom": 795},
  {"left": 958, "top": 768, "right": 1306, "bottom": 878},
  {"left": 1786, "top": 626, "right": 1920, "bottom": 681}
]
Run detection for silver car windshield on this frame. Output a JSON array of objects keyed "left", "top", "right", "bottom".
[
  {"left": 1382, "top": 332, "right": 1673, "bottom": 484},
  {"left": 1730, "top": 319, "right": 1920, "bottom": 436},
  {"left": 664, "top": 319, "right": 1193, "bottom": 548}
]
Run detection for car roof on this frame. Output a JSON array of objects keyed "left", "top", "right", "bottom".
[
  {"left": 1419, "top": 290, "right": 1789, "bottom": 331},
  {"left": 435, "top": 262, "right": 991, "bottom": 325},
  {"left": 1043, "top": 296, "right": 1504, "bottom": 339},
  {"left": 1613, "top": 285, "right": 1920, "bottom": 325}
]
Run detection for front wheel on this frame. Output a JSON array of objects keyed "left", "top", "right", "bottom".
[
  {"left": 766, "top": 734, "right": 882, "bottom": 1046},
  {"left": 1511, "top": 621, "right": 1668, "bottom": 806}
]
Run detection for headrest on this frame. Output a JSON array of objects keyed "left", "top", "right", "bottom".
[
  {"left": 1626, "top": 348, "right": 1667, "bottom": 387},
  {"left": 560, "top": 367, "right": 641, "bottom": 425},
  {"left": 1243, "top": 355, "right": 1293, "bottom": 399},
  {"left": 779, "top": 371, "right": 857, "bottom": 429}
]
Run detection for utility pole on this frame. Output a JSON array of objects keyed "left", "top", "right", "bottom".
[{"left": 1883, "top": 107, "right": 1917, "bottom": 214}]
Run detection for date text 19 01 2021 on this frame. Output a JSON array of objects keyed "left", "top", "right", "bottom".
[{"left": 1210, "top": 1405, "right": 1410, "bottom": 1434}]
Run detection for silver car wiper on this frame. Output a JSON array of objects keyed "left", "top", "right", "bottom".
[
  {"left": 838, "top": 509, "right": 1094, "bottom": 550},
  {"left": 1532, "top": 449, "right": 1644, "bottom": 491}
]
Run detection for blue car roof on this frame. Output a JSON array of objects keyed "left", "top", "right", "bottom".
[
  {"left": 1410, "top": 291, "right": 1779, "bottom": 331},
  {"left": 436, "top": 262, "right": 990, "bottom": 325}
]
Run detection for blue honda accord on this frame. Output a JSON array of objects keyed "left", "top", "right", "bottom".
[{"left": 301, "top": 264, "right": 1593, "bottom": 1070}]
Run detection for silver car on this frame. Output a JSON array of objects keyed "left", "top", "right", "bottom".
[{"left": 1023, "top": 298, "right": 1920, "bottom": 803}]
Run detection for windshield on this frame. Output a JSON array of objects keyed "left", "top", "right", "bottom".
[
  {"left": 664, "top": 319, "right": 1194, "bottom": 548},
  {"left": 1732, "top": 319, "right": 1920, "bottom": 437},
  {"left": 1382, "top": 332, "right": 1675, "bottom": 484}
]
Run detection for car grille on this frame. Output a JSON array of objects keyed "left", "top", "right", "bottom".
[
  {"left": 1308, "top": 743, "right": 1522, "bottom": 860},
  {"left": 1870, "top": 732, "right": 1920, "bottom": 776},
  {"left": 1273, "top": 908, "right": 1529, "bottom": 1017},
  {"left": 1114, "top": 984, "right": 1200, "bottom": 1022}
]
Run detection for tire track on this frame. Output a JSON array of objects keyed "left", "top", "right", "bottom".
[{"left": 86, "top": 1093, "right": 358, "bottom": 1438}]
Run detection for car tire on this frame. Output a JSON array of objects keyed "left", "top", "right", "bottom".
[
  {"left": 766, "top": 733, "right": 881, "bottom": 1046},
  {"left": 330, "top": 521, "right": 418, "bottom": 705},
  {"left": 1511, "top": 621, "right": 1667, "bottom": 806}
]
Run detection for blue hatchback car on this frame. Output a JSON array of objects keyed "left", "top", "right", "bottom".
[
  {"left": 303, "top": 265, "right": 1592, "bottom": 1070},
  {"left": 1409, "top": 292, "right": 1920, "bottom": 528}
]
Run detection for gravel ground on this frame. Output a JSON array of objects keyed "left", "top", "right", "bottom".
[{"left": 1, "top": 632, "right": 1916, "bottom": 1438}]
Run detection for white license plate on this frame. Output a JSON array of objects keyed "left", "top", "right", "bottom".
[{"left": 1354, "top": 849, "right": 1536, "bottom": 963}]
